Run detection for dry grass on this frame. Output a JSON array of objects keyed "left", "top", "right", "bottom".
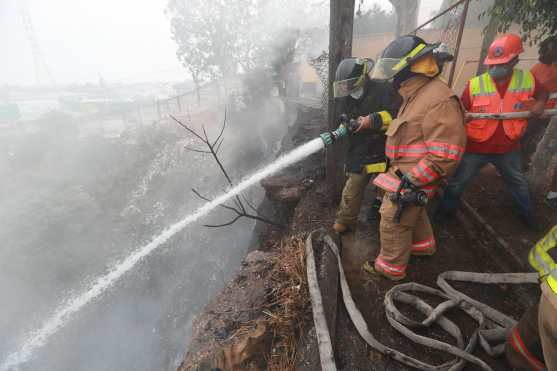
[
  {"left": 262, "top": 235, "right": 310, "bottom": 370},
  {"left": 181, "top": 234, "right": 311, "bottom": 371}
]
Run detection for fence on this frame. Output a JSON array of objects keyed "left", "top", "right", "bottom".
[
  {"left": 309, "top": 52, "right": 330, "bottom": 112},
  {"left": 76, "top": 77, "right": 244, "bottom": 137}
]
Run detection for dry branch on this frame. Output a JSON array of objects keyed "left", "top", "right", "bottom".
[{"left": 169, "top": 113, "right": 283, "bottom": 228}]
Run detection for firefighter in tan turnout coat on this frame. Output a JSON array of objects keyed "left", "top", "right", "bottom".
[{"left": 369, "top": 35, "right": 467, "bottom": 280}]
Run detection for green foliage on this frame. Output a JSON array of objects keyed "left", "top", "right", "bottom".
[
  {"left": 484, "top": 0, "right": 557, "bottom": 43},
  {"left": 167, "top": 0, "right": 327, "bottom": 83},
  {"left": 353, "top": 4, "right": 396, "bottom": 36},
  {"left": 432, "top": 0, "right": 493, "bottom": 29},
  {"left": 167, "top": 0, "right": 242, "bottom": 82}
]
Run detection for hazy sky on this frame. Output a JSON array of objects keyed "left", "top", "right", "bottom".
[
  {"left": 1, "top": 0, "right": 186, "bottom": 85},
  {"left": 2, "top": 0, "right": 443, "bottom": 86}
]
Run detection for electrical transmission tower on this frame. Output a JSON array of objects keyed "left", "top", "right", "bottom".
[{"left": 19, "top": 2, "right": 54, "bottom": 85}]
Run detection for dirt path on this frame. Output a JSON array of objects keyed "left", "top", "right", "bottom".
[{"left": 332, "top": 181, "right": 548, "bottom": 370}]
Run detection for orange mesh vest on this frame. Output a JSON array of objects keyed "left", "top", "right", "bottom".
[
  {"left": 531, "top": 63, "right": 557, "bottom": 108},
  {"left": 466, "top": 69, "right": 535, "bottom": 143}
]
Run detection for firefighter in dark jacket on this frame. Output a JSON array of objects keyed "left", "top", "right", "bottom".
[{"left": 320, "top": 57, "right": 401, "bottom": 233}]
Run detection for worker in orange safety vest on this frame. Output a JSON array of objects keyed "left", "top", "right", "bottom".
[{"left": 438, "top": 34, "right": 549, "bottom": 230}]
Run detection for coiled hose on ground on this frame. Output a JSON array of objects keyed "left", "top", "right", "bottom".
[{"left": 305, "top": 230, "right": 539, "bottom": 371}]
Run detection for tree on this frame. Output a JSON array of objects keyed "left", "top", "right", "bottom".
[
  {"left": 353, "top": 4, "right": 396, "bottom": 36},
  {"left": 433, "top": 0, "right": 493, "bottom": 29},
  {"left": 168, "top": 0, "right": 245, "bottom": 103},
  {"left": 169, "top": 113, "right": 282, "bottom": 228},
  {"left": 167, "top": 0, "right": 328, "bottom": 102},
  {"left": 484, "top": 0, "right": 557, "bottom": 44},
  {"left": 529, "top": 117, "right": 557, "bottom": 193},
  {"left": 388, "top": 0, "right": 420, "bottom": 36},
  {"left": 327, "top": 0, "right": 355, "bottom": 196}
]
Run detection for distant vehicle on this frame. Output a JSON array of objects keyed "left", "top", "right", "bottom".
[{"left": 0, "top": 103, "right": 21, "bottom": 128}]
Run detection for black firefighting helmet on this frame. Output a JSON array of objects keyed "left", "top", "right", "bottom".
[
  {"left": 370, "top": 35, "right": 453, "bottom": 81},
  {"left": 332, "top": 57, "right": 374, "bottom": 98}
]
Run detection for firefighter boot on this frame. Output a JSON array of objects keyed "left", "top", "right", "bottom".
[{"left": 374, "top": 256, "right": 407, "bottom": 281}]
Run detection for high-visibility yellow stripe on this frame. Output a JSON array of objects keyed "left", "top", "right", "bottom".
[
  {"left": 353, "top": 58, "right": 369, "bottom": 89},
  {"left": 509, "top": 69, "right": 534, "bottom": 92},
  {"left": 365, "top": 162, "right": 388, "bottom": 174},
  {"left": 378, "top": 110, "right": 392, "bottom": 130},
  {"left": 470, "top": 73, "right": 496, "bottom": 96},
  {"left": 482, "top": 73, "right": 496, "bottom": 93},
  {"left": 470, "top": 76, "right": 481, "bottom": 95},
  {"left": 392, "top": 43, "right": 426, "bottom": 72},
  {"left": 530, "top": 225, "right": 557, "bottom": 295},
  {"left": 471, "top": 70, "right": 534, "bottom": 97},
  {"left": 509, "top": 69, "right": 523, "bottom": 91}
]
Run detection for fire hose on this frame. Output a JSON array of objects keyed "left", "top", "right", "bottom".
[
  {"left": 465, "top": 108, "right": 557, "bottom": 120},
  {"left": 305, "top": 230, "right": 539, "bottom": 371}
]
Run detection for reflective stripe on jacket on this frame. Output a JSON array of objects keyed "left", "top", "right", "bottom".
[
  {"left": 530, "top": 225, "right": 557, "bottom": 295},
  {"left": 467, "top": 69, "right": 535, "bottom": 143},
  {"left": 373, "top": 75, "right": 466, "bottom": 193}
]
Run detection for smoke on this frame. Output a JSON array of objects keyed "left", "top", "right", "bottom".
[{"left": 0, "top": 106, "right": 286, "bottom": 370}]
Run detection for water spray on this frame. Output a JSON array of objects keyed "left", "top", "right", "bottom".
[{"left": 0, "top": 138, "right": 325, "bottom": 370}]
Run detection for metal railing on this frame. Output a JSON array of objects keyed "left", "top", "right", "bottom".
[{"left": 413, "top": 0, "right": 471, "bottom": 87}]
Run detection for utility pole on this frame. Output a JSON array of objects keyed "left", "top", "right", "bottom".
[{"left": 327, "top": 0, "right": 355, "bottom": 196}]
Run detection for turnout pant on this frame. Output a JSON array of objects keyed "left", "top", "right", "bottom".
[
  {"left": 335, "top": 172, "right": 372, "bottom": 228},
  {"left": 441, "top": 150, "right": 532, "bottom": 217},
  {"left": 505, "top": 304, "right": 546, "bottom": 370},
  {"left": 375, "top": 194, "right": 436, "bottom": 278},
  {"left": 539, "top": 285, "right": 557, "bottom": 371}
]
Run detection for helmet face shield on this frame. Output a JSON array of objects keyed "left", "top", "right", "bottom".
[
  {"left": 333, "top": 77, "right": 363, "bottom": 98},
  {"left": 370, "top": 58, "right": 404, "bottom": 81},
  {"left": 371, "top": 41, "right": 454, "bottom": 81},
  {"left": 333, "top": 57, "right": 374, "bottom": 98}
]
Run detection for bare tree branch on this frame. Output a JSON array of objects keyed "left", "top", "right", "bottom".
[
  {"left": 169, "top": 115, "right": 204, "bottom": 142},
  {"left": 191, "top": 188, "right": 239, "bottom": 214},
  {"left": 241, "top": 214, "right": 284, "bottom": 228},
  {"left": 214, "top": 137, "right": 225, "bottom": 154},
  {"left": 204, "top": 215, "right": 242, "bottom": 228},
  {"left": 171, "top": 113, "right": 282, "bottom": 229},
  {"left": 212, "top": 109, "right": 227, "bottom": 147},
  {"left": 201, "top": 125, "right": 209, "bottom": 143},
  {"left": 242, "top": 195, "right": 260, "bottom": 215},
  {"left": 184, "top": 146, "right": 211, "bottom": 154}
]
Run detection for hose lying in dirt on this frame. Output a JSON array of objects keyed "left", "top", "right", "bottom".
[{"left": 305, "top": 230, "right": 539, "bottom": 371}]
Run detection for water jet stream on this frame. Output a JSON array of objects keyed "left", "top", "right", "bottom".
[{"left": 1, "top": 138, "right": 324, "bottom": 370}]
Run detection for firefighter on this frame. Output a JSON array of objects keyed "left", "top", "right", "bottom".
[
  {"left": 366, "top": 35, "right": 466, "bottom": 280},
  {"left": 438, "top": 34, "right": 548, "bottom": 230},
  {"left": 530, "top": 35, "right": 557, "bottom": 209},
  {"left": 320, "top": 57, "right": 400, "bottom": 233},
  {"left": 505, "top": 225, "right": 557, "bottom": 370}
]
